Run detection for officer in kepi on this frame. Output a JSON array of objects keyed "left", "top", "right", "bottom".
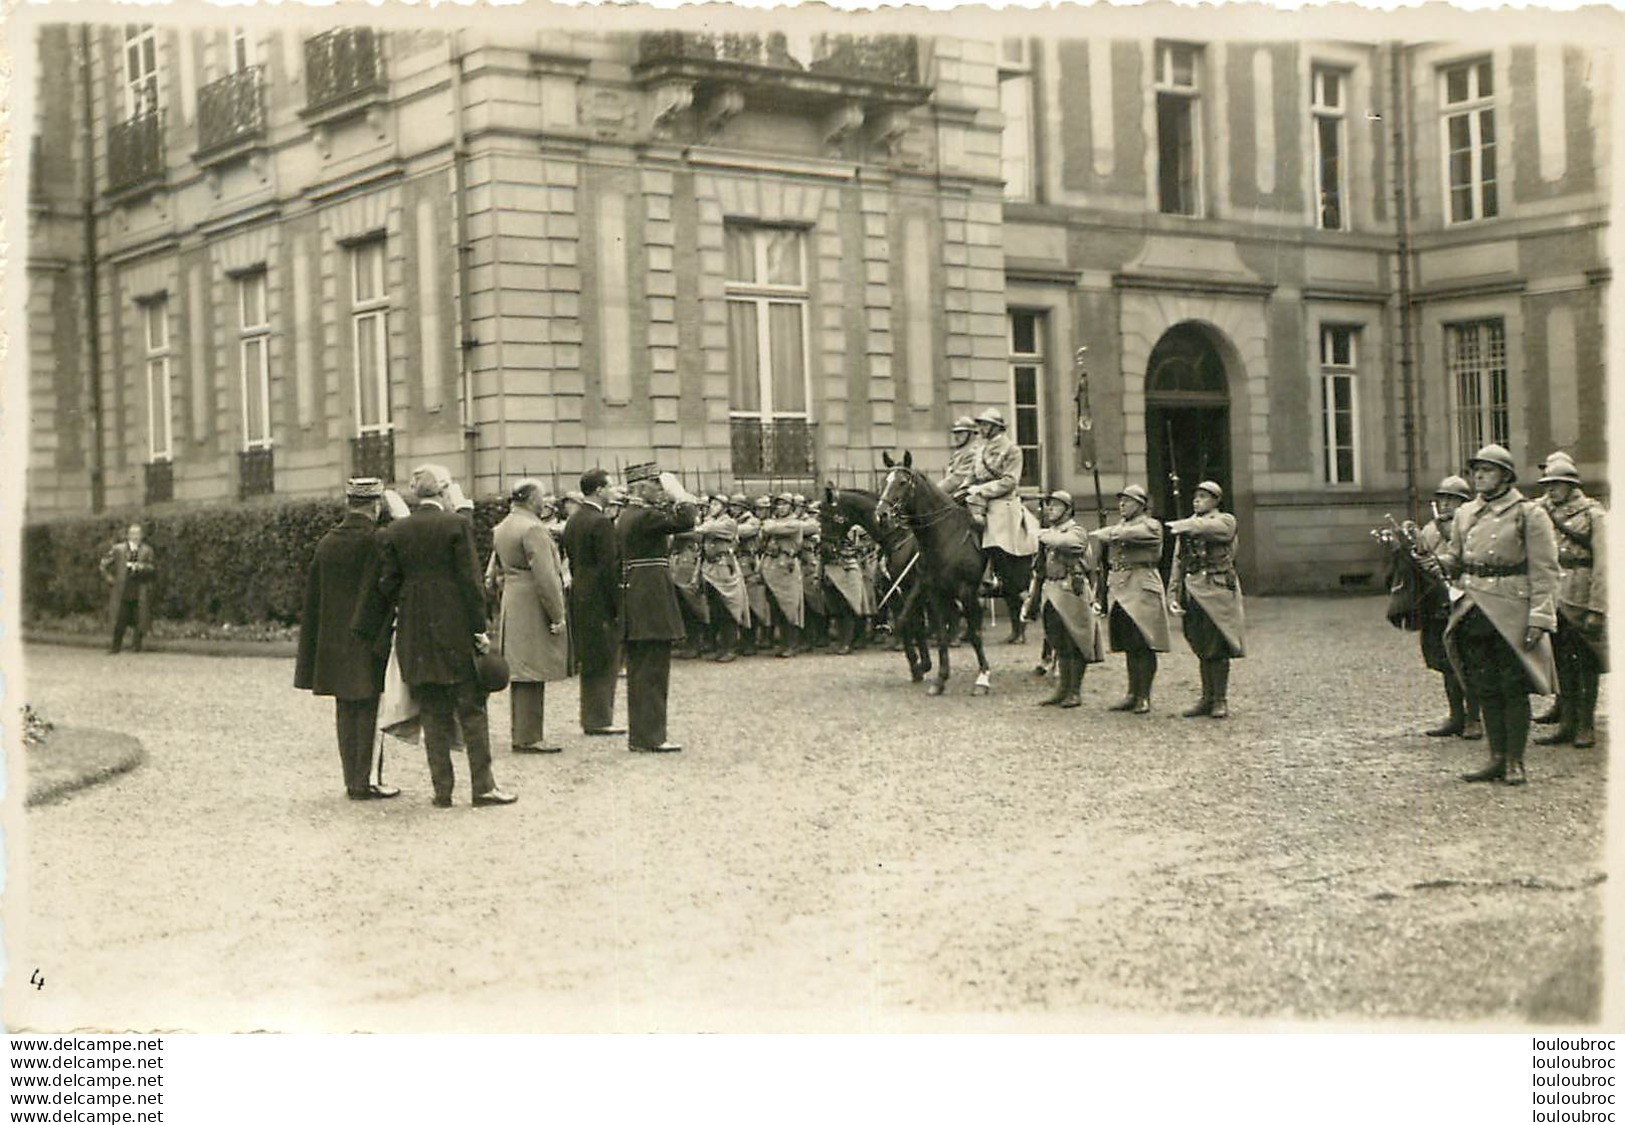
[
  {"left": 1533, "top": 451, "right": 1607, "bottom": 749},
  {"left": 1426, "top": 444, "right": 1559, "bottom": 786},
  {"left": 617, "top": 462, "right": 700, "bottom": 753}
]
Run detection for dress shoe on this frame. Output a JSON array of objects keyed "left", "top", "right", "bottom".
[
  {"left": 513, "top": 743, "right": 563, "bottom": 754},
  {"left": 472, "top": 788, "right": 518, "bottom": 806},
  {"left": 1460, "top": 719, "right": 1484, "bottom": 741},
  {"left": 348, "top": 784, "right": 401, "bottom": 800},
  {"left": 1131, "top": 697, "right": 1150, "bottom": 715},
  {"left": 583, "top": 726, "right": 626, "bottom": 736},
  {"left": 1425, "top": 719, "right": 1465, "bottom": 737},
  {"left": 1182, "top": 699, "right": 1213, "bottom": 718},
  {"left": 713, "top": 651, "right": 738, "bottom": 663},
  {"left": 630, "top": 741, "right": 682, "bottom": 753},
  {"left": 431, "top": 795, "right": 454, "bottom": 808},
  {"left": 1057, "top": 694, "right": 1082, "bottom": 709},
  {"left": 1208, "top": 699, "right": 1229, "bottom": 719},
  {"left": 1502, "top": 760, "right": 1528, "bottom": 786},
  {"left": 1107, "top": 694, "right": 1137, "bottom": 712},
  {"left": 1461, "top": 758, "right": 1505, "bottom": 783}
]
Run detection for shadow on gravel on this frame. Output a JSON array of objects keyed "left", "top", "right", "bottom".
[
  {"left": 26, "top": 726, "right": 145, "bottom": 807},
  {"left": 1525, "top": 943, "right": 1603, "bottom": 1023}
]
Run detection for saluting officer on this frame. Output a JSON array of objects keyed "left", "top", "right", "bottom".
[
  {"left": 759, "top": 493, "right": 807, "bottom": 657},
  {"left": 1166, "top": 481, "right": 1246, "bottom": 719},
  {"left": 1024, "top": 489, "right": 1102, "bottom": 708},
  {"left": 1428, "top": 444, "right": 1559, "bottom": 785},
  {"left": 1417, "top": 476, "right": 1483, "bottom": 741},
  {"left": 1088, "top": 484, "right": 1172, "bottom": 714},
  {"left": 617, "top": 463, "right": 700, "bottom": 753},
  {"left": 1533, "top": 452, "right": 1607, "bottom": 749},
  {"left": 696, "top": 493, "right": 750, "bottom": 662}
]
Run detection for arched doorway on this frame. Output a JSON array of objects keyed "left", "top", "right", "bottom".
[{"left": 1144, "top": 322, "right": 1233, "bottom": 538}]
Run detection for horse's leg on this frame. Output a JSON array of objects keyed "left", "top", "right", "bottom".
[
  {"left": 962, "top": 582, "right": 993, "bottom": 695},
  {"left": 927, "top": 589, "right": 951, "bottom": 697},
  {"left": 999, "top": 552, "right": 1033, "bottom": 644},
  {"left": 895, "top": 585, "right": 926, "bottom": 681}
]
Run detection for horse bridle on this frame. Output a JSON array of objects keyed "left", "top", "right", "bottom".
[{"left": 879, "top": 467, "right": 964, "bottom": 531}]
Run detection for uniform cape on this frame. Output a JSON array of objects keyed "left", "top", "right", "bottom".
[
  {"left": 1442, "top": 493, "right": 1558, "bottom": 695},
  {"left": 824, "top": 561, "right": 867, "bottom": 615},
  {"left": 700, "top": 554, "right": 751, "bottom": 626},
  {"left": 1039, "top": 581, "right": 1104, "bottom": 662},
  {"left": 1181, "top": 573, "right": 1247, "bottom": 657},
  {"left": 982, "top": 496, "right": 1040, "bottom": 557},
  {"left": 671, "top": 539, "right": 710, "bottom": 622}
]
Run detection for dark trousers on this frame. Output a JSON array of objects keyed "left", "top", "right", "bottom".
[
  {"left": 705, "top": 585, "right": 740, "bottom": 655},
  {"left": 1110, "top": 605, "right": 1158, "bottom": 697},
  {"left": 111, "top": 597, "right": 144, "bottom": 652},
  {"left": 1456, "top": 608, "right": 1531, "bottom": 762},
  {"left": 416, "top": 680, "right": 495, "bottom": 801},
  {"left": 624, "top": 639, "right": 673, "bottom": 748},
  {"left": 1553, "top": 615, "right": 1604, "bottom": 728},
  {"left": 511, "top": 681, "right": 548, "bottom": 747},
  {"left": 335, "top": 696, "right": 380, "bottom": 793},
  {"left": 578, "top": 650, "right": 620, "bottom": 732}
]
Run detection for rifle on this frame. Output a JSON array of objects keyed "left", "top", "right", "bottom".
[{"left": 1165, "top": 419, "right": 1186, "bottom": 616}]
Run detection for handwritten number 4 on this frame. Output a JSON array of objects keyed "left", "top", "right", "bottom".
[{"left": 29, "top": 969, "right": 43, "bottom": 990}]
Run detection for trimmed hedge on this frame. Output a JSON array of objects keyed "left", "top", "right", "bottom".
[{"left": 24, "top": 497, "right": 511, "bottom": 628}]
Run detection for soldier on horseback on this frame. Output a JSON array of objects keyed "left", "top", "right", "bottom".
[
  {"left": 938, "top": 415, "right": 981, "bottom": 495},
  {"left": 961, "top": 407, "right": 1039, "bottom": 643}
]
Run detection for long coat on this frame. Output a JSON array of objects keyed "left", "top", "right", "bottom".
[
  {"left": 1033, "top": 519, "right": 1103, "bottom": 661},
  {"left": 99, "top": 540, "right": 157, "bottom": 632},
  {"left": 1438, "top": 488, "right": 1559, "bottom": 694},
  {"left": 1416, "top": 518, "right": 1458, "bottom": 673},
  {"left": 1167, "top": 510, "right": 1247, "bottom": 657},
  {"left": 670, "top": 529, "right": 710, "bottom": 621},
  {"left": 562, "top": 500, "right": 622, "bottom": 676},
  {"left": 488, "top": 506, "right": 569, "bottom": 683},
  {"left": 619, "top": 502, "right": 697, "bottom": 643},
  {"left": 697, "top": 513, "right": 751, "bottom": 626},
  {"left": 295, "top": 512, "right": 389, "bottom": 700},
  {"left": 758, "top": 516, "right": 806, "bottom": 626},
  {"left": 1089, "top": 513, "right": 1172, "bottom": 652},
  {"left": 969, "top": 434, "right": 1038, "bottom": 556},
  {"left": 357, "top": 502, "right": 487, "bottom": 687},
  {"left": 736, "top": 513, "right": 771, "bottom": 624},
  {"left": 1541, "top": 490, "right": 1608, "bottom": 668}
]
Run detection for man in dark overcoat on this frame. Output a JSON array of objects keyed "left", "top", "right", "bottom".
[
  {"left": 295, "top": 477, "right": 398, "bottom": 801},
  {"left": 355, "top": 464, "right": 516, "bottom": 808},
  {"left": 99, "top": 522, "right": 158, "bottom": 654},
  {"left": 561, "top": 467, "right": 625, "bottom": 736},
  {"left": 617, "top": 462, "right": 699, "bottom": 752}
]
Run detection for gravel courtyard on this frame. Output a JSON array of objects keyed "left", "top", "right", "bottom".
[{"left": 8, "top": 597, "right": 1608, "bottom": 1032}]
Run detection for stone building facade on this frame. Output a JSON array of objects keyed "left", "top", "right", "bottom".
[{"left": 24, "top": 24, "right": 1611, "bottom": 590}]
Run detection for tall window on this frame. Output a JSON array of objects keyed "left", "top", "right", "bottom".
[
  {"left": 229, "top": 28, "right": 255, "bottom": 73},
  {"left": 1319, "top": 326, "right": 1359, "bottom": 485},
  {"left": 238, "top": 272, "right": 271, "bottom": 450},
  {"left": 123, "top": 24, "right": 161, "bottom": 116},
  {"left": 725, "top": 225, "right": 809, "bottom": 424},
  {"left": 350, "top": 241, "right": 390, "bottom": 434},
  {"left": 1441, "top": 59, "right": 1498, "bottom": 223},
  {"left": 999, "top": 39, "right": 1035, "bottom": 203},
  {"left": 1312, "top": 67, "right": 1348, "bottom": 231},
  {"left": 1009, "top": 311, "right": 1044, "bottom": 489},
  {"left": 143, "top": 298, "right": 172, "bottom": 462},
  {"left": 1155, "top": 42, "right": 1203, "bottom": 216},
  {"left": 1446, "top": 319, "right": 1509, "bottom": 463}
]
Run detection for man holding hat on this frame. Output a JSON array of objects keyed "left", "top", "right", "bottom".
[
  {"left": 1426, "top": 444, "right": 1559, "bottom": 785},
  {"left": 487, "top": 479, "right": 570, "bottom": 754},
  {"left": 1533, "top": 451, "right": 1607, "bottom": 748},
  {"left": 618, "top": 462, "right": 700, "bottom": 752},
  {"left": 938, "top": 415, "right": 981, "bottom": 495},
  {"left": 1415, "top": 476, "right": 1483, "bottom": 740},
  {"left": 1088, "top": 484, "right": 1172, "bottom": 714},
  {"left": 1022, "top": 489, "right": 1102, "bottom": 708},
  {"left": 357, "top": 463, "right": 516, "bottom": 807},
  {"left": 295, "top": 477, "right": 398, "bottom": 801},
  {"left": 562, "top": 468, "right": 626, "bottom": 736},
  {"left": 1167, "top": 481, "right": 1246, "bottom": 719}
]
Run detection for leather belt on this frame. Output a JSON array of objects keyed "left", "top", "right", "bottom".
[
  {"left": 1108, "top": 561, "right": 1155, "bottom": 572},
  {"left": 1462, "top": 561, "right": 1527, "bottom": 578},
  {"left": 625, "top": 558, "right": 670, "bottom": 570}
]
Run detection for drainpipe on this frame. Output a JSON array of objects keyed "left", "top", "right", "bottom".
[
  {"left": 450, "top": 31, "right": 479, "bottom": 492},
  {"left": 1390, "top": 41, "right": 1420, "bottom": 522},
  {"left": 81, "top": 25, "right": 107, "bottom": 513}
]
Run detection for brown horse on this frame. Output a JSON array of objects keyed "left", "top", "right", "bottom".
[{"left": 821, "top": 485, "right": 932, "bottom": 682}]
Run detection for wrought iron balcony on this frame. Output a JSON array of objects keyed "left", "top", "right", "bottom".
[
  {"left": 144, "top": 459, "right": 173, "bottom": 506},
  {"left": 730, "top": 417, "right": 818, "bottom": 478},
  {"left": 638, "top": 32, "right": 919, "bottom": 86},
  {"left": 197, "top": 65, "right": 266, "bottom": 157},
  {"left": 808, "top": 35, "right": 920, "bottom": 86},
  {"left": 238, "top": 447, "right": 275, "bottom": 500},
  {"left": 304, "top": 28, "right": 385, "bottom": 114},
  {"left": 350, "top": 431, "right": 395, "bottom": 482},
  {"left": 107, "top": 109, "right": 164, "bottom": 196}
]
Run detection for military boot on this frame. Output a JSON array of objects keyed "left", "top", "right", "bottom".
[
  {"left": 1208, "top": 659, "right": 1230, "bottom": 719},
  {"left": 1182, "top": 661, "right": 1214, "bottom": 718},
  {"left": 1462, "top": 711, "right": 1506, "bottom": 782},
  {"left": 1039, "top": 651, "right": 1072, "bottom": 706},
  {"left": 1534, "top": 698, "right": 1576, "bottom": 745},
  {"left": 1502, "top": 720, "right": 1529, "bottom": 785},
  {"left": 1533, "top": 697, "right": 1564, "bottom": 724},
  {"left": 1058, "top": 655, "right": 1084, "bottom": 709},
  {"left": 1133, "top": 652, "right": 1154, "bottom": 715},
  {"left": 1461, "top": 697, "right": 1484, "bottom": 740},
  {"left": 1574, "top": 673, "right": 1599, "bottom": 748},
  {"left": 1427, "top": 679, "right": 1467, "bottom": 737},
  {"left": 1108, "top": 659, "right": 1138, "bottom": 712}
]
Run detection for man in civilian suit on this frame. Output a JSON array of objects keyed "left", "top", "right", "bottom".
[
  {"left": 357, "top": 464, "right": 517, "bottom": 808},
  {"left": 617, "top": 462, "right": 699, "bottom": 752},
  {"left": 561, "top": 468, "right": 625, "bottom": 736},
  {"left": 295, "top": 477, "right": 399, "bottom": 801}
]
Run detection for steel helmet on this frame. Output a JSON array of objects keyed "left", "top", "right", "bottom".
[
  {"left": 951, "top": 415, "right": 977, "bottom": 433},
  {"left": 1467, "top": 443, "right": 1517, "bottom": 482},
  {"left": 1194, "top": 480, "right": 1223, "bottom": 501},
  {"left": 1538, "top": 452, "right": 1581, "bottom": 486},
  {"left": 976, "top": 406, "right": 1008, "bottom": 429},
  {"left": 775, "top": 492, "right": 795, "bottom": 505},
  {"left": 1434, "top": 475, "right": 1473, "bottom": 501},
  {"left": 728, "top": 493, "right": 748, "bottom": 506},
  {"left": 1117, "top": 484, "right": 1150, "bottom": 508},
  {"left": 1041, "top": 489, "right": 1075, "bottom": 510},
  {"left": 752, "top": 495, "right": 772, "bottom": 510}
]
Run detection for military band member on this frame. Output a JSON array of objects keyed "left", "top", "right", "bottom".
[
  {"left": 1166, "top": 481, "right": 1246, "bottom": 719},
  {"left": 1088, "top": 484, "right": 1172, "bottom": 714},
  {"left": 760, "top": 493, "right": 807, "bottom": 657},
  {"left": 1533, "top": 452, "right": 1607, "bottom": 749},
  {"left": 561, "top": 469, "right": 625, "bottom": 736},
  {"left": 938, "top": 415, "right": 981, "bottom": 495},
  {"left": 1428, "top": 444, "right": 1559, "bottom": 786},
  {"left": 1023, "top": 490, "right": 1102, "bottom": 708},
  {"left": 617, "top": 463, "right": 700, "bottom": 753},
  {"left": 1417, "top": 476, "right": 1483, "bottom": 740},
  {"left": 696, "top": 494, "right": 750, "bottom": 662}
]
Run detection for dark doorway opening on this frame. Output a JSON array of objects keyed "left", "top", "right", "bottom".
[{"left": 1143, "top": 323, "right": 1233, "bottom": 575}]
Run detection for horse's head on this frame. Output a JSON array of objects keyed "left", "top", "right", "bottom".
[{"left": 876, "top": 452, "right": 917, "bottom": 531}]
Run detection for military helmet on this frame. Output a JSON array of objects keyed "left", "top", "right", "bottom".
[
  {"left": 1539, "top": 452, "right": 1581, "bottom": 486},
  {"left": 1194, "top": 480, "right": 1223, "bottom": 501},
  {"left": 728, "top": 492, "right": 748, "bottom": 506},
  {"left": 951, "top": 415, "right": 977, "bottom": 433},
  {"left": 976, "top": 406, "right": 1008, "bottom": 429},
  {"left": 1041, "top": 488, "right": 1075, "bottom": 510},
  {"left": 792, "top": 493, "right": 807, "bottom": 506},
  {"left": 775, "top": 492, "right": 795, "bottom": 505},
  {"left": 1467, "top": 443, "right": 1517, "bottom": 482},
  {"left": 1433, "top": 475, "right": 1473, "bottom": 501},
  {"left": 752, "top": 495, "right": 772, "bottom": 510},
  {"left": 1117, "top": 484, "right": 1151, "bottom": 508}
]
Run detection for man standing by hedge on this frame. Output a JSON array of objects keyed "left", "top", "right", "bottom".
[
  {"left": 295, "top": 478, "right": 399, "bottom": 801},
  {"left": 99, "top": 522, "right": 157, "bottom": 654}
]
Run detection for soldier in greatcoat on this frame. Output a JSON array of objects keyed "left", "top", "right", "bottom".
[
  {"left": 669, "top": 516, "right": 710, "bottom": 659},
  {"left": 99, "top": 522, "right": 158, "bottom": 654},
  {"left": 1427, "top": 444, "right": 1560, "bottom": 786},
  {"left": 617, "top": 462, "right": 700, "bottom": 752},
  {"left": 1167, "top": 481, "right": 1247, "bottom": 719},
  {"left": 759, "top": 493, "right": 807, "bottom": 657},
  {"left": 1023, "top": 490, "right": 1101, "bottom": 708},
  {"left": 1416, "top": 476, "right": 1483, "bottom": 741},
  {"left": 696, "top": 494, "right": 750, "bottom": 662},
  {"left": 822, "top": 522, "right": 868, "bottom": 656},
  {"left": 1532, "top": 451, "right": 1606, "bottom": 749},
  {"left": 795, "top": 496, "right": 829, "bottom": 649},
  {"left": 561, "top": 468, "right": 626, "bottom": 736},
  {"left": 294, "top": 477, "right": 398, "bottom": 801},
  {"left": 487, "top": 479, "right": 570, "bottom": 754},
  {"left": 964, "top": 406, "right": 1039, "bottom": 642},
  {"left": 1088, "top": 484, "right": 1172, "bottom": 714},
  {"left": 937, "top": 415, "right": 981, "bottom": 495},
  {"left": 737, "top": 495, "right": 770, "bottom": 656}
]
